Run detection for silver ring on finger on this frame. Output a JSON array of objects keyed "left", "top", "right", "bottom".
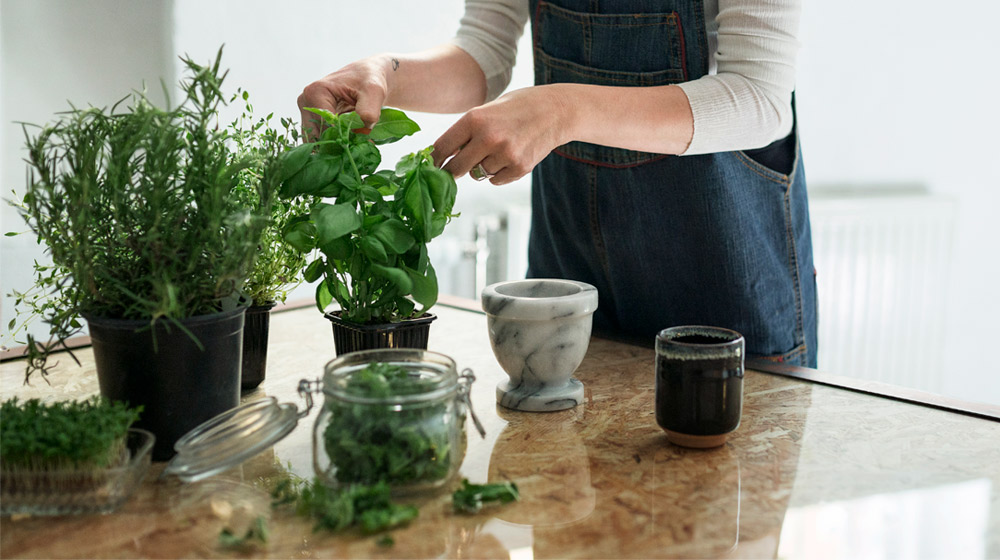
[{"left": 470, "top": 163, "right": 495, "bottom": 182}]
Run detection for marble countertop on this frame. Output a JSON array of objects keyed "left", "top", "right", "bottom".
[{"left": 2, "top": 301, "right": 998, "bottom": 559}]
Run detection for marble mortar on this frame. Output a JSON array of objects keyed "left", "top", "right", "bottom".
[{"left": 481, "top": 279, "right": 598, "bottom": 412}]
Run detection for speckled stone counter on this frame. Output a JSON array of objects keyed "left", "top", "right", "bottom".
[{"left": 2, "top": 301, "right": 998, "bottom": 559}]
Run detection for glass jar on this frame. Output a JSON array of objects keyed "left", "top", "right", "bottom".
[
  {"left": 162, "top": 348, "right": 483, "bottom": 493},
  {"left": 304, "top": 348, "right": 483, "bottom": 495}
]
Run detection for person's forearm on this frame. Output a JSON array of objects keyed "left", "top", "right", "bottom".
[
  {"left": 558, "top": 83, "right": 695, "bottom": 155},
  {"left": 380, "top": 44, "right": 488, "bottom": 114}
]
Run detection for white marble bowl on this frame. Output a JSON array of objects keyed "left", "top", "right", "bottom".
[{"left": 481, "top": 279, "right": 598, "bottom": 411}]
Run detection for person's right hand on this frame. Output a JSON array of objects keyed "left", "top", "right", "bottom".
[{"left": 297, "top": 56, "right": 392, "bottom": 140}]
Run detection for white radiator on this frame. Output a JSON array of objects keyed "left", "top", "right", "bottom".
[{"left": 809, "top": 188, "right": 957, "bottom": 392}]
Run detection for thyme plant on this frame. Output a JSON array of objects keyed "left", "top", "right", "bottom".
[{"left": 227, "top": 89, "right": 311, "bottom": 306}]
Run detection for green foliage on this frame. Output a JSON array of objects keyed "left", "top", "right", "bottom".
[
  {"left": 0, "top": 396, "right": 141, "bottom": 471},
  {"left": 227, "top": 89, "right": 311, "bottom": 306},
  {"left": 451, "top": 479, "right": 521, "bottom": 514},
  {"left": 270, "top": 475, "right": 417, "bottom": 535},
  {"left": 322, "top": 362, "right": 453, "bottom": 486},
  {"left": 277, "top": 108, "right": 458, "bottom": 324},
  {"left": 218, "top": 515, "right": 269, "bottom": 550},
  {"left": 7, "top": 47, "right": 275, "bottom": 382}
]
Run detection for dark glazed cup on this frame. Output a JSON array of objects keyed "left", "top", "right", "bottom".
[{"left": 655, "top": 326, "right": 745, "bottom": 448}]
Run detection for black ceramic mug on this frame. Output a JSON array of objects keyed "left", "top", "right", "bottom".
[{"left": 655, "top": 326, "right": 745, "bottom": 448}]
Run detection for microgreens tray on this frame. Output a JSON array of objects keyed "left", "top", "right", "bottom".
[{"left": 0, "top": 428, "right": 154, "bottom": 516}]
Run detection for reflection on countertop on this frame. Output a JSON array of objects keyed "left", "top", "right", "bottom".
[{"left": 1, "top": 302, "right": 998, "bottom": 559}]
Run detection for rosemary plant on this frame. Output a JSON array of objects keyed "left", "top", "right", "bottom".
[{"left": 7, "top": 48, "right": 275, "bottom": 382}]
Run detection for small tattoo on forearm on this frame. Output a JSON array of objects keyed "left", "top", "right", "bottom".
[{"left": 391, "top": 58, "right": 400, "bottom": 71}]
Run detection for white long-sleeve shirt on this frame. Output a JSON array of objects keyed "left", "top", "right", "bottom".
[{"left": 450, "top": 0, "right": 801, "bottom": 155}]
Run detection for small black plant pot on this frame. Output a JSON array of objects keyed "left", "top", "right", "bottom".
[
  {"left": 324, "top": 311, "right": 437, "bottom": 356},
  {"left": 85, "top": 307, "right": 246, "bottom": 461},
  {"left": 241, "top": 302, "right": 277, "bottom": 391}
]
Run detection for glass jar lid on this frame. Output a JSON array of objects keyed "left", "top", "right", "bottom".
[
  {"left": 162, "top": 396, "right": 301, "bottom": 483},
  {"left": 322, "top": 348, "right": 460, "bottom": 405}
]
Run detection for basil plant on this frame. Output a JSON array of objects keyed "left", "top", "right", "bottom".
[{"left": 278, "top": 108, "right": 458, "bottom": 324}]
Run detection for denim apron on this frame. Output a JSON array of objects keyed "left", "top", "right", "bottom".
[{"left": 526, "top": 0, "right": 818, "bottom": 366}]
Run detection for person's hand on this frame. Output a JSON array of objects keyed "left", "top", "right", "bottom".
[
  {"left": 297, "top": 56, "right": 392, "bottom": 140},
  {"left": 431, "top": 85, "right": 570, "bottom": 186}
]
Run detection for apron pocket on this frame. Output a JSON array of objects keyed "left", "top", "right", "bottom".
[
  {"left": 739, "top": 128, "right": 797, "bottom": 177},
  {"left": 534, "top": 0, "right": 689, "bottom": 82}
]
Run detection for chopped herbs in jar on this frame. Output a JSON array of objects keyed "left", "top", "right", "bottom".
[{"left": 322, "top": 361, "right": 457, "bottom": 486}]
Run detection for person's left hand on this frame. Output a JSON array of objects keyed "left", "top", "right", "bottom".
[{"left": 431, "top": 85, "right": 570, "bottom": 185}]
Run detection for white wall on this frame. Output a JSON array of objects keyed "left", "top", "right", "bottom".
[
  {"left": 0, "top": 0, "right": 174, "bottom": 348},
  {"left": 795, "top": 0, "right": 1000, "bottom": 403},
  {"left": 2, "top": 0, "right": 998, "bottom": 405}
]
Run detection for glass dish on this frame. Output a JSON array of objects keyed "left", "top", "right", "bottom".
[{"left": 0, "top": 428, "right": 154, "bottom": 516}]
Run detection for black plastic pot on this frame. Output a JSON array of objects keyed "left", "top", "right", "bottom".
[
  {"left": 241, "top": 302, "right": 276, "bottom": 391},
  {"left": 324, "top": 311, "right": 436, "bottom": 356},
  {"left": 85, "top": 307, "right": 246, "bottom": 461}
]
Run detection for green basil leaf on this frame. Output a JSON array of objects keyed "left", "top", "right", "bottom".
[
  {"left": 349, "top": 138, "right": 381, "bottom": 176},
  {"left": 402, "top": 172, "right": 433, "bottom": 242},
  {"left": 282, "top": 216, "right": 316, "bottom": 252},
  {"left": 430, "top": 215, "right": 449, "bottom": 239},
  {"left": 365, "top": 170, "right": 399, "bottom": 197},
  {"left": 371, "top": 219, "right": 415, "bottom": 255},
  {"left": 313, "top": 181, "right": 343, "bottom": 198},
  {"left": 335, "top": 187, "right": 358, "bottom": 208},
  {"left": 303, "top": 259, "right": 325, "bottom": 283},
  {"left": 421, "top": 164, "right": 458, "bottom": 217},
  {"left": 320, "top": 234, "right": 354, "bottom": 261},
  {"left": 394, "top": 152, "right": 420, "bottom": 177},
  {"left": 336, "top": 165, "right": 361, "bottom": 191},
  {"left": 362, "top": 213, "right": 387, "bottom": 229},
  {"left": 369, "top": 108, "right": 421, "bottom": 145},
  {"left": 360, "top": 236, "right": 388, "bottom": 264},
  {"left": 280, "top": 153, "right": 342, "bottom": 198},
  {"left": 340, "top": 111, "right": 365, "bottom": 131},
  {"left": 303, "top": 107, "right": 338, "bottom": 127},
  {"left": 365, "top": 170, "right": 395, "bottom": 188},
  {"left": 279, "top": 143, "right": 312, "bottom": 182},
  {"left": 371, "top": 264, "right": 413, "bottom": 295},
  {"left": 406, "top": 263, "right": 438, "bottom": 310},
  {"left": 316, "top": 279, "right": 333, "bottom": 312},
  {"left": 312, "top": 202, "right": 361, "bottom": 246},
  {"left": 360, "top": 185, "right": 382, "bottom": 203},
  {"left": 395, "top": 297, "right": 415, "bottom": 318},
  {"left": 320, "top": 125, "right": 341, "bottom": 143}
]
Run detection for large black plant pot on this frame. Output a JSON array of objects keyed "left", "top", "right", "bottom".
[
  {"left": 324, "top": 311, "right": 436, "bottom": 356},
  {"left": 241, "top": 302, "right": 276, "bottom": 391},
  {"left": 85, "top": 307, "right": 246, "bottom": 461}
]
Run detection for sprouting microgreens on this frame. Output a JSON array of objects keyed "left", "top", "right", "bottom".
[
  {"left": 0, "top": 396, "right": 141, "bottom": 471},
  {"left": 277, "top": 107, "right": 459, "bottom": 324},
  {"left": 322, "top": 361, "right": 454, "bottom": 485},
  {"left": 7, "top": 47, "right": 275, "bottom": 383}
]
